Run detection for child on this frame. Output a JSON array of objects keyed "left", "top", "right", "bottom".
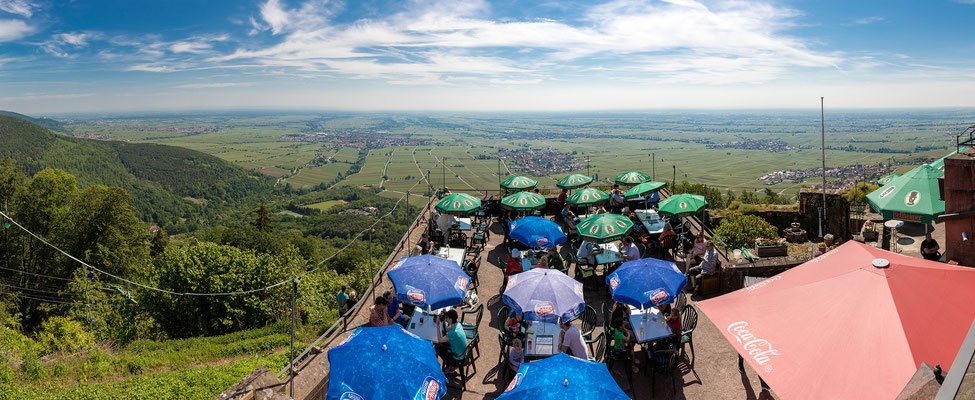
[
  {"left": 666, "top": 308, "right": 683, "bottom": 347},
  {"left": 611, "top": 318, "right": 639, "bottom": 373},
  {"left": 509, "top": 338, "right": 524, "bottom": 373},
  {"left": 506, "top": 310, "right": 525, "bottom": 340}
]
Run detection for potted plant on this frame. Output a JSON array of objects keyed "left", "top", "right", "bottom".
[
  {"left": 862, "top": 221, "right": 878, "bottom": 241},
  {"left": 824, "top": 233, "right": 835, "bottom": 246},
  {"left": 755, "top": 237, "right": 788, "bottom": 257}
]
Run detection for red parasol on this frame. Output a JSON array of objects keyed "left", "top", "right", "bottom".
[{"left": 697, "top": 241, "right": 975, "bottom": 400}]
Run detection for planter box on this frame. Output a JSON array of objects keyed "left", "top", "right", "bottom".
[
  {"left": 862, "top": 230, "right": 878, "bottom": 241},
  {"left": 756, "top": 245, "right": 789, "bottom": 258}
]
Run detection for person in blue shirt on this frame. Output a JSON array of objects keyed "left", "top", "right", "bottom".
[
  {"left": 383, "top": 291, "right": 409, "bottom": 327},
  {"left": 336, "top": 285, "right": 357, "bottom": 316},
  {"left": 435, "top": 310, "right": 467, "bottom": 372}
]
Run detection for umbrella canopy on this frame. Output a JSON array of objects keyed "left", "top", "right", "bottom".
[
  {"left": 556, "top": 174, "right": 594, "bottom": 189},
  {"left": 502, "top": 191, "right": 546, "bottom": 212},
  {"left": 614, "top": 171, "right": 650, "bottom": 185},
  {"left": 877, "top": 174, "right": 901, "bottom": 186},
  {"left": 577, "top": 214, "right": 633, "bottom": 243},
  {"left": 623, "top": 181, "right": 666, "bottom": 199},
  {"left": 566, "top": 188, "right": 609, "bottom": 207},
  {"left": 326, "top": 325, "right": 447, "bottom": 400},
  {"left": 435, "top": 193, "right": 482, "bottom": 215},
  {"left": 503, "top": 269, "right": 584, "bottom": 323},
  {"left": 496, "top": 353, "right": 629, "bottom": 400},
  {"left": 509, "top": 216, "right": 567, "bottom": 248},
  {"left": 866, "top": 164, "right": 944, "bottom": 224},
  {"left": 501, "top": 176, "right": 538, "bottom": 191},
  {"left": 387, "top": 255, "right": 471, "bottom": 310},
  {"left": 696, "top": 242, "right": 975, "bottom": 400},
  {"left": 606, "top": 258, "right": 687, "bottom": 309},
  {"left": 657, "top": 193, "right": 707, "bottom": 218},
  {"left": 928, "top": 146, "right": 969, "bottom": 172}
]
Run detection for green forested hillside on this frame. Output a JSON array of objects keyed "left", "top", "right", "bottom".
[
  {"left": 0, "top": 110, "right": 64, "bottom": 131},
  {"left": 0, "top": 115, "right": 274, "bottom": 231}
]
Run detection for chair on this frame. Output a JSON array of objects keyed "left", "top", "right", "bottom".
[
  {"left": 636, "top": 242, "right": 647, "bottom": 258},
  {"left": 604, "top": 327, "right": 633, "bottom": 385},
  {"left": 461, "top": 304, "right": 483, "bottom": 358},
  {"left": 675, "top": 290, "right": 687, "bottom": 313},
  {"left": 601, "top": 303, "right": 614, "bottom": 327},
  {"left": 570, "top": 253, "right": 596, "bottom": 287},
  {"left": 659, "top": 232, "right": 678, "bottom": 259},
  {"left": 680, "top": 305, "right": 699, "bottom": 361},
  {"left": 497, "top": 334, "right": 512, "bottom": 380},
  {"left": 470, "top": 231, "right": 487, "bottom": 249},
  {"left": 586, "top": 332, "right": 606, "bottom": 363},
  {"left": 464, "top": 257, "right": 481, "bottom": 290},
  {"left": 578, "top": 305, "right": 597, "bottom": 340},
  {"left": 645, "top": 345, "right": 679, "bottom": 397},
  {"left": 447, "top": 340, "right": 478, "bottom": 391}
]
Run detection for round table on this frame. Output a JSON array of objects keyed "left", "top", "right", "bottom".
[{"left": 884, "top": 220, "right": 904, "bottom": 252}]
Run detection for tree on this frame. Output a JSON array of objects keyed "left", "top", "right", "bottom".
[
  {"left": 253, "top": 204, "right": 272, "bottom": 233},
  {"left": 150, "top": 229, "right": 169, "bottom": 257}
]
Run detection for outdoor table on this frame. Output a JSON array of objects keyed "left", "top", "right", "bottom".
[
  {"left": 456, "top": 217, "right": 472, "bottom": 231},
  {"left": 595, "top": 243, "right": 624, "bottom": 266},
  {"left": 884, "top": 220, "right": 904, "bottom": 253},
  {"left": 405, "top": 306, "right": 450, "bottom": 342},
  {"left": 628, "top": 306, "right": 673, "bottom": 344},
  {"left": 523, "top": 321, "right": 562, "bottom": 359},
  {"left": 519, "top": 249, "right": 544, "bottom": 272},
  {"left": 436, "top": 247, "right": 466, "bottom": 268},
  {"left": 634, "top": 209, "right": 667, "bottom": 234}
]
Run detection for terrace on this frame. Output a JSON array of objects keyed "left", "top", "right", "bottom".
[{"left": 219, "top": 191, "right": 776, "bottom": 400}]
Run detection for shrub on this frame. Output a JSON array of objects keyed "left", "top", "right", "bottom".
[
  {"left": 36, "top": 317, "right": 93, "bottom": 355},
  {"left": 18, "top": 354, "right": 45, "bottom": 381},
  {"left": 714, "top": 213, "right": 778, "bottom": 250},
  {"left": 727, "top": 200, "right": 742, "bottom": 210},
  {"left": 739, "top": 204, "right": 759, "bottom": 213}
]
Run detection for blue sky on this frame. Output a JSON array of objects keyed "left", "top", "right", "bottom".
[{"left": 1, "top": 0, "right": 975, "bottom": 113}]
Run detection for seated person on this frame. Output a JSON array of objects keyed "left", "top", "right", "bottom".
[
  {"left": 505, "top": 248, "right": 523, "bottom": 276},
  {"left": 576, "top": 241, "right": 602, "bottom": 267},
  {"left": 435, "top": 310, "right": 467, "bottom": 372},
  {"left": 621, "top": 237, "right": 640, "bottom": 262},
  {"left": 509, "top": 338, "right": 524, "bottom": 373},
  {"left": 920, "top": 233, "right": 940, "bottom": 261},
  {"left": 557, "top": 188, "right": 568, "bottom": 209},
  {"left": 505, "top": 310, "right": 526, "bottom": 341},
  {"left": 533, "top": 255, "right": 549, "bottom": 269},
  {"left": 628, "top": 213, "right": 646, "bottom": 237},
  {"left": 384, "top": 291, "right": 409, "bottom": 326},
  {"left": 369, "top": 296, "right": 394, "bottom": 327},
  {"left": 558, "top": 318, "right": 590, "bottom": 360},
  {"left": 546, "top": 247, "right": 565, "bottom": 271},
  {"left": 611, "top": 318, "right": 639, "bottom": 373},
  {"left": 665, "top": 307, "right": 683, "bottom": 346},
  {"left": 688, "top": 242, "right": 720, "bottom": 291},
  {"left": 419, "top": 233, "right": 432, "bottom": 255},
  {"left": 685, "top": 234, "right": 708, "bottom": 270},
  {"left": 437, "top": 213, "right": 457, "bottom": 241}
]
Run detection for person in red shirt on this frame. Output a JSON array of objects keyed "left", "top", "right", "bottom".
[
  {"left": 503, "top": 248, "right": 523, "bottom": 290},
  {"left": 557, "top": 188, "right": 568, "bottom": 208},
  {"left": 665, "top": 306, "right": 683, "bottom": 347}
]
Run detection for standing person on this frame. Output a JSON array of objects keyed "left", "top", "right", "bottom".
[
  {"left": 419, "top": 233, "right": 432, "bottom": 255},
  {"left": 920, "top": 232, "right": 941, "bottom": 261},
  {"left": 435, "top": 310, "right": 467, "bottom": 373},
  {"left": 437, "top": 212, "right": 457, "bottom": 245},
  {"left": 685, "top": 234, "right": 708, "bottom": 270},
  {"left": 621, "top": 237, "right": 640, "bottom": 262},
  {"left": 508, "top": 338, "right": 525, "bottom": 373},
  {"left": 558, "top": 318, "right": 589, "bottom": 360},
  {"left": 369, "top": 297, "right": 394, "bottom": 327},
  {"left": 337, "top": 285, "right": 351, "bottom": 315},
  {"left": 557, "top": 188, "right": 568, "bottom": 209}
]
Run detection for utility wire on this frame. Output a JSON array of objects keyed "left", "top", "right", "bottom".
[
  {"left": 0, "top": 264, "right": 75, "bottom": 282},
  {"left": 0, "top": 178, "right": 424, "bottom": 297},
  {"left": 0, "top": 290, "right": 86, "bottom": 306}
]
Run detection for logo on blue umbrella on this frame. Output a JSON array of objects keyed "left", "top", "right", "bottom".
[
  {"left": 408, "top": 288, "right": 427, "bottom": 305},
  {"left": 506, "top": 372, "right": 525, "bottom": 392},
  {"left": 647, "top": 288, "right": 669, "bottom": 305},
  {"left": 415, "top": 376, "right": 441, "bottom": 400},
  {"left": 340, "top": 392, "right": 364, "bottom": 400}
]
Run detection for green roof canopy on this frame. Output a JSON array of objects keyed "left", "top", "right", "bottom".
[
  {"left": 866, "top": 164, "right": 944, "bottom": 224},
  {"left": 928, "top": 146, "right": 970, "bottom": 172}
]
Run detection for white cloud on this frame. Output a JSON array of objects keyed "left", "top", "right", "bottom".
[
  {"left": 55, "top": 32, "right": 93, "bottom": 46},
  {"left": 170, "top": 41, "right": 212, "bottom": 54},
  {"left": 0, "top": 0, "right": 34, "bottom": 18},
  {"left": 852, "top": 16, "right": 885, "bottom": 25},
  {"left": 0, "top": 18, "right": 31, "bottom": 41},
  {"left": 174, "top": 82, "right": 251, "bottom": 89}
]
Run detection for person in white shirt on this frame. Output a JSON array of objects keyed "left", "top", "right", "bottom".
[
  {"left": 558, "top": 318, "right": 590, "bottom": 360},
  {"left": 689, "top": 242, "right": 720, "bottom": 291},
  {"left": 621, "top": 237, "right": 640, "bottom": 262},
  {"left": 576, "top": 240, "right": 601, "bottom": 266},
  {"left": 436, "top": 212, "right": 457, "bottom": 244}
]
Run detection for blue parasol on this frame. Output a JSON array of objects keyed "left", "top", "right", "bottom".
[
  {"left": 326, "top": 325, "right": 447, "bottom": 400},
  {"left": 605, "top": 257, "right": 687, "bottom": 308},
  {"left": 388, "top": 255, "right": 471, "bottom": 310},
  {"left": 496, "top": 353, "right": 629, "bottom": 400},
  {"left": 509, "top": 216, "right": 567, "bottom": 249},
  {"left": 503, "top": 269, "right": 584, "bottom": 323}
]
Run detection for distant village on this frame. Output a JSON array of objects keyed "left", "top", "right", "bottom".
[
  {"left": 494, "top": 147, "right": 585, "bottom": 176},
  {"left": 707, "top": 138, "right": 800, "bottom": 152},
  {"left": 286, "top": 130, "right": 428, "bottom": 151},
  {"left": 759, "top": 163, "right": 898, "bottom": 189}
]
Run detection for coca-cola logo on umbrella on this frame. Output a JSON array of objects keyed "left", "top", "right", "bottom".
[
  {"left": 455, "top": 277, "right": 469, "bottom": 291},
  {"left": 337, "top": 329, "right": 361, "bottom": 347},
  {"left": 728, "top": 321, "right": 780, "bottom": 369}
]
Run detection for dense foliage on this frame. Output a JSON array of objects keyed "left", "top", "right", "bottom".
[
  {"left": 714, "top": 213, "right": 779, "bottom": 250},
  {"left": 668, "top": 180, "right": 793, "bottom": 208}
]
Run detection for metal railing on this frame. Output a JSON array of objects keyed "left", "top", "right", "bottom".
[{"left": 275, "top": 196, "right": 435, "bottom": 382}]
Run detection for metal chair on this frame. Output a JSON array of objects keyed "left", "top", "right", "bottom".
[
  {"left": 578, "top": 305, "right": 598, "bottom": 340},
  {"left": 645, "top": 345, "right": 679, "bottom": 397},
  {"left": 604, "top": 327, "right": 633, "bottom": 385},
  {"left": 680, "top": 305, "right": 699, "bottom": 361},
  {"left": 464, "top": 257, "right": 481, "bottom": 290},
  {"left": 675, "top": 290, "right": 687, "bottom": 313},
  {"left": 461, "top": 304, "right": 483, "bottom": 358},
  {"left": 448, "top": 340, "right": 478, "bottom": 391},
  {"left": 498, "top": 334, "right": 512, "bottom": 380}
]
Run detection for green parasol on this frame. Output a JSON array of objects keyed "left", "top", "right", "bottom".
[
  {"left": 928, "top": 146, "right": 970, "bottom": 172},
  {"left": 657, "top": 193, "right": 708, "bottom": 218},
  {"left": 614, "top": 171, "right": 650, "bottom": 186},
  {"left": 577, "top": 214, "right": 634, "bottom": 243},
  {"left": 435, "top": 193, "right": 482, "bottom": 215},
  {"left": 566, "top": 188, "right": 610, "bottom": 207},
  {"left": 556, "top": 173, "right": 594, "bottom": 189},
  {"left": 500, "top": 176, "right": 538, "bottom": 192},
  {"left": 501, "top": 191, "right": 546, "bottom": 212},
  {"left": 877, "top": 174, "right": 900, "bottom": 186},
  {"left": 866, "top": 164, "right": 944, "bottom": 224},
  {"left": 623, "top": 181, "right": 666, "bottom": 199}
]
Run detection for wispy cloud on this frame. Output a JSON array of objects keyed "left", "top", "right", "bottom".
[
  {"left": 852, "top": 16, "right": 885, "bottom": 25},
  {"left": 0, "top": 0, "right": 34, "bottom": 18},
  {"left": 174, "top": 82, "right": 250, "bottom": 89}
]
